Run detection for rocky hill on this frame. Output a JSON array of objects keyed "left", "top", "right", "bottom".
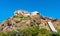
[{"left": 0, "top": 10, "right": 60, "bottom": 32}]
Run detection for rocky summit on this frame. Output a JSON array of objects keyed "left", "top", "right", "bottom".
[{"left": 0, "top": 10, "right": 60, "bottom": 32}]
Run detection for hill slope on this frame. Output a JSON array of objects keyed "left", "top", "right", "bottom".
[{"left": 0, "top": 10, "right": 60, "bottom": 32}]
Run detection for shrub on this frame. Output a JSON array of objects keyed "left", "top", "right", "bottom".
[
  {"left": 0, "top": 26, "right": 60, "bottom": 36},
  {"left": 49, "top": 32, "right": 60, "bottom": 36},
  {"left": 0, "top": 32, "right": 8, "bottom": 36},
  {"left": 38, "top": 28, "right": 49, "bottom": 36}
]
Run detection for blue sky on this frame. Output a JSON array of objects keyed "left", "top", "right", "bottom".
[{"left": 0, "top": 0, "right": 60, "bottom": 23}]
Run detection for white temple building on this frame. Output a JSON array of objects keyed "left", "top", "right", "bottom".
[
  {"left": 14, "top": 10, "right": 40, "bottom": 16},
  {"left": 14, "top": 10, "right": 30, "bottom": 16},
  {"left": 31, "top": 11, "right": 39, "bottom": 16}
]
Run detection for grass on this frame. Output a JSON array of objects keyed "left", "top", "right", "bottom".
[{"left": 0, "top": 26, "right": 60, "bottom": 36}]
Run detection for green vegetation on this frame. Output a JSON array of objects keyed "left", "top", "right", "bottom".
[
  {"left": 14, "top": 16, "right": 28, "bottom": 23},
  {"left": 22, "top": 16, "right": 28, "bottom": 20},
  {"left": 19, "top": 16, "right": 28, "bottom": 23},
  {"left": 0, "top": 32, "right": 8, "bottom": 36},
  {"left": 15, "top": 16, "right": 20, "bottom": 18},
  {"left": 0, "top": 26, "right": 60, "bottom": 36}
]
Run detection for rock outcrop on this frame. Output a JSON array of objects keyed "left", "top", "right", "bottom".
[{"left": 0, "top": 10, "right": 60, "bottom": 32}]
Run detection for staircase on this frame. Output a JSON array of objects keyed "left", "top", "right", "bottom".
[{"left": 48, "top": 21, "right": 57, "bottom": 32}]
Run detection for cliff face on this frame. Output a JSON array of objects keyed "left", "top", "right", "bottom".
[{"left": 0, "top": 10, "right": 60, "bottom": 32}]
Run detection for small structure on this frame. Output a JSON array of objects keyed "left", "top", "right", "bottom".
[
  {"left": 14, "top": 10, "right": 30, "bottom": 16},
  {"left": 23, "top": 13, "right": 30, "bottom": 16},
  {"left": 31, "top": 11, "right": 39, "bottom": 16},
  {"left": 14, "top": 10, "right": 40, "bottom": 16}
]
